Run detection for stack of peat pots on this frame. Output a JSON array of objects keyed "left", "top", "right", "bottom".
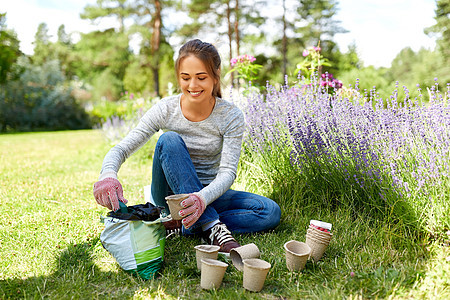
[{"left": 305, "top": 220, "right": 333, "bottom": 262}]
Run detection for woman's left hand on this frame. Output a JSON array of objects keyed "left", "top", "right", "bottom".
[{"left": 179, "top": 193, "right": 206, "bottom": 228}]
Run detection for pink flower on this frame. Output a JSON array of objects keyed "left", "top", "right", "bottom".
[
  {"left": 313, "top": 46, "right": 321, "bottom": 52},
  {"left": 241, "top": 55, "right": 256, "bottom": 63},
  {"left": 231, "top": 54, "right": 256, "bottom": 66},
  {"left": 321, "top": 73, "right": 333, "bottom": 80},
  {"left": 302, "top": 50, "right": 309, "bottom": 57}
]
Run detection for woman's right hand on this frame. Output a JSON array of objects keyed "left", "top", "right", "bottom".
[
  {"left": 179, "top": 193, "right": 206, "bottom": 229},
  {"left": 93, "top": 177, "right": 128, "bottom": 211}
]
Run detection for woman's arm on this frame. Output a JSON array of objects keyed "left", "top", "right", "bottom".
[
  {"left": 198, "top": 107, "right": 245, "bottom": 204},
  {"left": 99, "top": 101, "right": 167, "bottom": 178}
]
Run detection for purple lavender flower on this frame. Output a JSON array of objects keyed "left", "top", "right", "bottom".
[{"left": 240, "top": 74, "right": 450, "bottom": 230}]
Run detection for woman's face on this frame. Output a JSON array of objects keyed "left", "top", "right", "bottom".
[{"left": 178, "top": 55, "right": 216, "bottom": 104}]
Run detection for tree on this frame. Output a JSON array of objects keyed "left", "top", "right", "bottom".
[
  {"left": 389, "top": 46, "right": 447, "bottom": 100},
  {"left": 425, "top": 0, "right": 450, "bottom": 84},
  {"left": 52, "top": 25, "right": 77, "bottom": 79},
  {"left": 232, "top": 0, "right": 266, "bottom": 56},
  {"left": 234, "top": 0, "right": 240, "bottom": 55},
  {"left": 275, "top": 0, "right": 347, "bottom": 78},
  {"left": 130, "top": 0, "right": 176, "bottom": 97},
  {"left": 338, "top": 65, "right": 392, "bottom": 101},
  {"left": 73, "top": 29, "right": 131, "bottom": 100},
  {"left": 179, "top": 0, "right": 236, "bottom": 63},
  {"left": 0, "top": 13, "right": 21, "bottom": 84},
  {"left": 334, "top": 42, "right": 361, "bottom": 75},
  {"left": 79, "top": 1, "right": 134, "bottom": 100},
  {"left": 27, "top": 23, "right": 76, "bottom": 79},
  {"left": 389, "top": 47, "right": 416, "bottom": 82},
  {"left": 178, "top": 0, "right": 266, "bottom": 86},
  {"left": 81, "top": 0, "right": 176, "bottom": 97},
  {"left": 31, "top": 23, "right": 53, "bottom": 65},
  {"left": 281, "top": 0, "right": 288, "bottom": 76},
  {"left": 425, "top": 0, "right": 450, "bottom": 58},
  {"left": 80, "top": 0, "right": 132, "bottom": 32},
  {"left": 295, "top": 0, "right": 345, "bottom": 48}
]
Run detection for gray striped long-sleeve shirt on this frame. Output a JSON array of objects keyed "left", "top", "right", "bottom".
[{"left": 99, "top": 94, "right": 245, "bottom": 205}]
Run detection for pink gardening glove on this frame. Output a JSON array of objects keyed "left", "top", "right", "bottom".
[
  {"left": 93, "top": 177, "right": 128, "bottom": 211},
  {"left": 178, "top": 193, "right": 206, "bottom": 229}
]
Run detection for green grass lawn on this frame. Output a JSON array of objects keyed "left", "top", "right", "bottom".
[{"left": 0, "top": 130, "right": 448, "bottom": 299}]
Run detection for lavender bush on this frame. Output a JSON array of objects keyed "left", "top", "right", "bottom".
[
  {"left": 241, "top": 77, "right": 450, "bottom": 237},
  {"left": 96, "top": 94, "right": 156, "bottom": 145},
  {"left": 97, "top": 114, "right": 141, "bottom": 144}
]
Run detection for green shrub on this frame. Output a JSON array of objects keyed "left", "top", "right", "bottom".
[{"left": 0, "top": 58, "right": 91, "bottom": 132}]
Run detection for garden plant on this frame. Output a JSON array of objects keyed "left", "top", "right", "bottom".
[
  {"left": 1, "top": 71, "right": 449, "bottom": 298},
  {"left": 1, "top": 0, "right": 449, "bottom": 296},
  {"left": 227, "top": 54, "right": 263, "bottom": 85},
  {"left": 226, "top": 54, "right": 263, "bottom": 94}
]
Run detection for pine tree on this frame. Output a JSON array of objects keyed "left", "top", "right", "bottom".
[{"left": 0, "top": 13, "right": 21, "bottom": 84}]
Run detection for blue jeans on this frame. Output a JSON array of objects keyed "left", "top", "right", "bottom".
[{"left": 151, "top": 131, "right": 281, "bottom": 234}]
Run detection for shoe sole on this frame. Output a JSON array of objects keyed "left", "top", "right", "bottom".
[
  {"left": 200, "top": 237, "right": 231, "bottom": 258},
  {"left": 218, "top": 251, "right": 230, "bottom": 258}
]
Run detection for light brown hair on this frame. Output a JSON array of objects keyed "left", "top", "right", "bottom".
[{"left": 175, "top": 39, "right": 222, "bottom": 98}]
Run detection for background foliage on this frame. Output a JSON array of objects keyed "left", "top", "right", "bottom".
[
  {"left": 0, "top": 57, "right": 91, "bottom": 132},
  {"left": 1, "top": 0, "right": 449, "bottom": 132},
  {"left": 1, "top": 2, "right": 449, "bottom": 298}
]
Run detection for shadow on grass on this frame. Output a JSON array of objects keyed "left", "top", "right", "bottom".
[
  {"left": 0, "top": 198, "right": 431, "bottom": 300},
  {"left": 0, "top": 236, "right": 210, "bottom": 299},
  {"left": 0, "top": 238, "right": 155, "bottom": 299},
  {"left": 264, "top": 179, "right": 431, "bottom": 298}
]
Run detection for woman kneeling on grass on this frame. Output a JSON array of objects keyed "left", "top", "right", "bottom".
[{"left": 93, "top": 39, "right": 281, "bottom": 254}]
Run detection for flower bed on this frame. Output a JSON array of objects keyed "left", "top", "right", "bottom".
[{"left": 241, "top": 78, "right": 450, "bottom": 237}]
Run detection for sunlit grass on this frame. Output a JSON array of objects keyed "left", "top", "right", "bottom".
[{"left": 0, "top": 130, "right": 449, "bottom": 299}]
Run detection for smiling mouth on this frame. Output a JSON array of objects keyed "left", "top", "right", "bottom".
[{"left": 189, "top": 90, "right": 203, "bottom": 96}]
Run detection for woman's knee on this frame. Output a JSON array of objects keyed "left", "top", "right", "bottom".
[
  {"left": 155, "top": 131, "right": 186, "bottom": 153},
  {"left": 248, "top": 194, "right": 281, "bottom": 229},
  {"left": 265, "top": 199, "right": 281, "bottom": 229},
  {"left": 253, "top": 195, "right": 281, "bottom": 231},
  {"left": 157, "top": 131, "right": 182, "bottom": 145}
]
